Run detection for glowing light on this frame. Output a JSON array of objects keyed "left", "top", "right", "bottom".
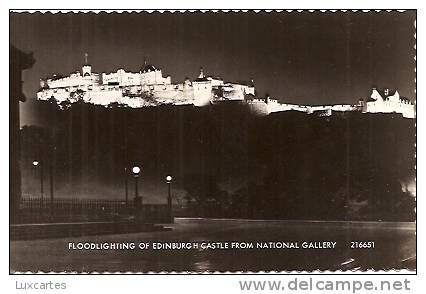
[
  {"left": 166, "top": 175, "right": 173, "bottom": 183},
  {"left": 32, "top": 160, "right": 39, "bottom": 166},
  {"left": 132, "top": 166, "right": 141, "bottom": 175}
]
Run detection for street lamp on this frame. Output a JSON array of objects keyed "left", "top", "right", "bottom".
[
  {"left": 132, "top": 166, "right": 141, "bottom": 176},
  {"left": 32, "top": 160, "right": 43, "bottom": 203},
  {"left": 33, "top": 159, "right": 44, "bottom": 216},
  {"left": 132, "top": 165, "right": 142, "bottom": 216},
  {"left": 166, "top": 175, "right": 173, "bottom": 223}
]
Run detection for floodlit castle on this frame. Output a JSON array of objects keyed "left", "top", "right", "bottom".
[
  {"left": 37, "top": 55, "right": 415, "bottom": 119},
  {"left": 37, "top": 55, "right": 255, "bottom": 108},
  {"left": 361, "top": 88, "right": 415, "bottom": 118}
]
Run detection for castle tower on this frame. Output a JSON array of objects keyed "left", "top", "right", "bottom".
[{"left": 82, "top": 53, "right": 92, "bottom": 77}]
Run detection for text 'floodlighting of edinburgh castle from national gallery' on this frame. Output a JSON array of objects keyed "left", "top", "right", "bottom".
[{"left": 37, "top": 54, "right": 415, "bottom": 118}]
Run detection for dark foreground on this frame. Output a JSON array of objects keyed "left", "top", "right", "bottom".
[{"left": 10, "top": 218, "right": 415, "bottom": 272}]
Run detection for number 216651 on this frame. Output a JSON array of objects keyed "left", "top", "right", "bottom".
[{"left": 350, "top": 241, "right": 375, "bottom": 249}]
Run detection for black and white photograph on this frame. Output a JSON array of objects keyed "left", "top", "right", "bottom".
[{"left": 9, "top": 10, "right": 416, "bottom": 273}]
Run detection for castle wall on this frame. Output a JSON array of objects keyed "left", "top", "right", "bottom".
[
  {"left": 221, "top": 84, "right": 255, "bottom": 100},
  {"left": 234, "top": 84, "right": 255, "bottom": 96},
  {"left": 269, "top": 103, "right": 309, "bottom": 113},
  {"left": 366, "top": 100, "right": 415, "bottom": 118},
  {"left": 46, "top": 73, "right": 100, "bottom": 88},
  {"left": 247, "top": 99, "right": 270, "bottom": 116},
  {"left": 209, "top": 78, "right": 224, "bottom": 87},
  {"left": 141, "top": 70, "right": 170, "bottom": 85},
  {"left": 150, "top": 84, "right": 194, "bottom": 105},
  {"left": 102, "top": 70, "right": 141, "bottom": 86},
  {"left": 86, "top": 89, "right": 122, "bottom": 106},
  {"left": 193, "top": 81, "right": 213, "bottom": 106},
  {"left": 101, "top": 69, "right": 171, "bottom": 87},
  {"left": 222, "top": 87, "right": 244, "bottom": 101}
]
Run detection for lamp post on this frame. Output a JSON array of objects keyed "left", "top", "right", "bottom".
[
  {"left": 49, "top": 159, "right": 54, "bottom": 218},
  {"left": 132, "top": 165, "right": 142, "bottom": 221},
  {"left": 32, "top": 160, "right": 43, "bottom": 203},
  {"left": 124, "top": 167, "right": 129, "bottom": 207},
  {"left": 166, "top": 175, "right": 173, "bottom": 223},
  {"left": 33, "top": 159, "right": 44, "bottom": 217}
]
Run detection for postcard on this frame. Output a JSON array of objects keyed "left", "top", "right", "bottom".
[{"left": 10, "top": 10, "right": 416, "bottom": 273}]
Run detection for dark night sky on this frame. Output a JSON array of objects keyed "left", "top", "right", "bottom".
[{"left": 11, "top": 11, "right": 416, "bottom": 126}]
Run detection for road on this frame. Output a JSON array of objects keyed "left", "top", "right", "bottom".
[{"left": 10, "top": 218, "right": 416, "bottom": 272}]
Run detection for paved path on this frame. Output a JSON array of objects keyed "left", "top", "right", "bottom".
[{"left": 10, "top": 218, "right": 416, "bottom": 272}]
